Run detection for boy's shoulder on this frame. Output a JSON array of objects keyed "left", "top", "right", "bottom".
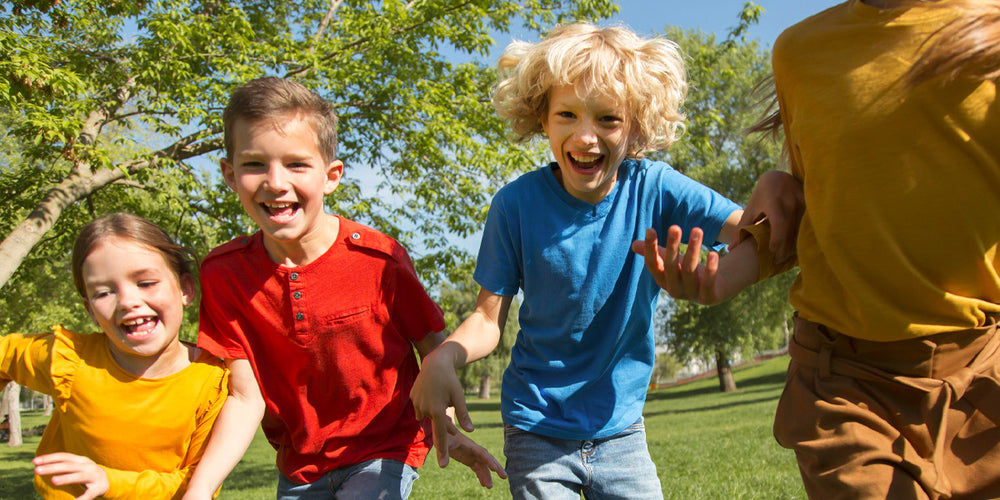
[
  {"left": 203, "top": 233, "right": 257, "bottom": 265},
  {"left": 338, "top": 217, "right": 411, "bottom": 265}
]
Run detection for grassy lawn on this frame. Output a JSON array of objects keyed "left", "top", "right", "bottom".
[{"left": 0, "top": 356, "right": 804, "bottom": 499}]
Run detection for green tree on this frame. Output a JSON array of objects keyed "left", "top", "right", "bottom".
[
  {"left": 438, "top": 274, "right": 517, "bottom": 399},
  {"left": 650, "top": 9, "right": 796, "bottom": 392},
  {"left": 0, "top": 0, "right": 618, "bottom": 294},
  {"left": 0, "top": 0, "right": 617, "bottom": 447}
]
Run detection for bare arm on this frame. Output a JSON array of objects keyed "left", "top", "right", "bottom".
[
  {"left": 181, "top": 359, "right": 264, "bottom": 500},
  {"left": 410, "top": 289, "right": 512, "bottom": 467},
  {"left": 413, "top": 330, "right": 446, "bottom": 360}
]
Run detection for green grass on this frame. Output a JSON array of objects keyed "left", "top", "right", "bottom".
[{"left": 0, "top": 357, "right": 804, "bottom": 499}]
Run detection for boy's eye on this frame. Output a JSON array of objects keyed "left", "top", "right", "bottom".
[
  {"left": 240, "top": 161, "right": 266, "bottom": 170},
  {"left": 555, "top": 111, "right": 576, "bottom": 119},
  {"left": 138, "top": 280, "right": 159, "bottom": 289},
  {"left": 599, "top": 115, "right": 623, "bottom": 124},
  {"left": 90, "top": 290, "right": 111, "bottom": 301}
]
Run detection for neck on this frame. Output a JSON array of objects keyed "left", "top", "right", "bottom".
[
  {"left": 264, "top": 214, "right": 340, "bottom": 268},
  {"left": 109, "top": 340, "right": 192, "bottom": 379}
]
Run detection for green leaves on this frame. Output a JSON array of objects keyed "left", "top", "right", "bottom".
[{"left": 0, "top": 0, "right": 618, "bottom": 330}]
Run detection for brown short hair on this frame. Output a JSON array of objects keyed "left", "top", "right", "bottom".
[{"left": 223, "top": 77, "right": 339, "bottom": 162}]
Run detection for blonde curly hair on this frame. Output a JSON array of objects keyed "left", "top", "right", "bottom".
[{"left": 491, "top": 23, "right": 687, "bottom": 157}]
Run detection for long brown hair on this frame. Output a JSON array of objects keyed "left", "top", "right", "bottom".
[
  {"left": 750, "top": 0, "right": 1000, "bottom": 138},
  {"left": 906, "top": 0, "right": 1000, "bottom": 84}
]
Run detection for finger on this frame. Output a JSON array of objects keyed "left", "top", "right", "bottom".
[
  {"left": 661, "top": 226, "right": 684, "bottom": 294},
  {"left": 473, "top": 463, "right": 493, "bottom": 488},
  {"left": 46, "top": 470, "right": 92, "bottom": 486},
  {"left": 680, "top": 228, "right": 703, "bottom": 299},
  {"left": 432, "top": 416, "right": 455, "bottom": 468},
  {"left": 640, "top": 228, "right": 662, "bottom": 272},
  {"left": 452, "top": 393, "right": 474, "bottom": 433},
  {"left": 487, "top": 454, "right": 507, "bottom": 479},
  {"left": 33, "top": 452, "right": 78, "bottom": 466},
  {"left": 701, "top": 251, "right": 721, "bottom": 304}
]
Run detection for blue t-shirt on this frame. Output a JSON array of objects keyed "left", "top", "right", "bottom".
[{"left": 474, "top": 158, "right": 740, "bottom": 439}]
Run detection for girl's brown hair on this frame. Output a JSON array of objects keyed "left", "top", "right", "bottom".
[
  {"left": 906, "top": 0, "right": 1000, "bottom": 84},
  {"left": 752, "top": 1, "right": 1000, "bottom": 138},
  {"left": 71, "top": 213, "right": 195, "bottom": 299}
]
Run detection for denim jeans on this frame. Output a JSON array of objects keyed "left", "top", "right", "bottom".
[
  {"left": 275, "top": 458, "right": 419, "bottom": 500},
  {"left": 504, "top": 419, "right": 663, "bottom": 500}
]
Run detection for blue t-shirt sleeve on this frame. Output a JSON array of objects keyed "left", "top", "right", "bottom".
[
  {"left": 654, "top": 164, "right": 740, "bottom": 251},
  {"left": 474, "top": 190, "right": 522, "bottom": 296}
]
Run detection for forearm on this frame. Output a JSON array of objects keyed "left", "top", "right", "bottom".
[
  {"left": 438, "top": 311, "right": 504, "bottom": 368},
  {"left": 717, "top": 237, "right": 762, "bottom": 299}
]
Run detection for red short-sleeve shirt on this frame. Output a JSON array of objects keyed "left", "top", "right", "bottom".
[{"left": 197, "top": 217, "right": 445, "bottom": 483}]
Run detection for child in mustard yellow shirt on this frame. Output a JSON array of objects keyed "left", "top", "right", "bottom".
[{"left": 0, "top": 212, "right": 228, "bottom": 499}]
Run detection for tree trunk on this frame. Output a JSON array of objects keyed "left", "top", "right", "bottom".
[
  {"left": 0, "top": 129, "right": 221, "bottom": 291},
  {"left": 43, "top": 394, "right": 53, "bottom": 416},
  {"left": 716, "top": 351, "right": 737, "bottom": 393},
  {"left": 4, "top": 383, "right": 23, "bottom": 447},
  {"left": 477, "top": 374, "right": 492, "bottom": 400}
]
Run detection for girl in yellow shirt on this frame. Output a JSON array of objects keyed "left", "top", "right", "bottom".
[{"left": 0, "top": 213, "right": 228, "bottom": 499}]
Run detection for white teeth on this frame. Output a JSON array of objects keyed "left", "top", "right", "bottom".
[
  {"left": 569, "top": 152, "right": 601, "bottom": 163},
  {"left": 122, "top": 318, "right": 151, "bottom": 327},
  {"left": 264, "top": 202, "right": 295, "bottom": 209}
]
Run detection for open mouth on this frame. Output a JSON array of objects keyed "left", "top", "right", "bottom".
[
  {"left": 568, "top": 152, "right": 604, "bottom": 172},
  {"left": 121, "top": 316, "right": 159, "bottom": 339},
  {"left": 262, "top": 201, "right": 300, "bottom": 221}
]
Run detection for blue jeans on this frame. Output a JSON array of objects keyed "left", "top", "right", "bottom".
[
  {"left": 275, "top": 458, "right": 419, "bottom": 500},
  {"left": 504, "top": 419, "right": 663, "bottom": 499}
]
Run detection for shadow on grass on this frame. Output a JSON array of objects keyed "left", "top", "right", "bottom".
[
  {"left": 647, "top": 367, "right": 788, "bottom": 403},
  {"left": 643, "top": 394, "right": 779, "bottom": 418},
  {"left": 0, "top": 446, "right": 38, "bottom": 499},
  {"left": 465, "top": 400, "right": 502, "bottom": 412}
]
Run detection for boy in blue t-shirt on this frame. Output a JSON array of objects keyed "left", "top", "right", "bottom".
[{"left": 411, "top": 23, "right": 770, "bottom": 499}]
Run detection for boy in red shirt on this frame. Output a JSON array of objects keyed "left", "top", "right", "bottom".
[{"left": 183, "top": 77, "right": 504, "bottom": 499}]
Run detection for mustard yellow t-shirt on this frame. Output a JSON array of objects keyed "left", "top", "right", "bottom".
[
  {"left": 0, "top": 326, "right": 228, "bottom": 499},
  {"left": 772, "top": 0, "right": 1000, "bottom": 341}
]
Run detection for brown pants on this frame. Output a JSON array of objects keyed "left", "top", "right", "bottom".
[{"left": 774, "top": 314, "right": 1000, "bottom": 500}]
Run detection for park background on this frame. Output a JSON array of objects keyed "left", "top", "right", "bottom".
[{"left": 1, "top": 0, "right": 839, "bottom": 497}]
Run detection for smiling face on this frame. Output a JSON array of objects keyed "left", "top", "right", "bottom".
[
  {"left": 542, "top": 83, "right": 635, "bottom": 204},
  {"left": 82, "top": 237, "right": 194, "bottom": 377},
  {"left": 222, "top": 112, "right": 343, "bottom": 263}
]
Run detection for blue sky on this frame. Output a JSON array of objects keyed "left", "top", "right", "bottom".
[{"left": 608, "top": 0, "right": 842, "bottom": 46}]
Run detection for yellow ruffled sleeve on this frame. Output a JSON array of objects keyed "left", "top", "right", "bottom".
[{"left": 0, "top": 328, "right": 61, "bottom": 396}]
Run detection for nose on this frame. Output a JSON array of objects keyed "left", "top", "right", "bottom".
[
  {"left": 264, "top": 164, "right": 289, "bottom": 192},
  {"left": 573, "top": 121, "right": 598, "bottom": 146},
  {"left": 116, "top": 285, "right": 142, "bottom": 311}
]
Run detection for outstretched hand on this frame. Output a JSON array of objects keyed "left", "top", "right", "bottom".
[
  {"left": 34, "top": 452, "right": 110, "bottom": 500},
  {"left": 735, "top": 170, "right": 804, "bottom": 263},
  {"left": 631, "top": 226, "right": 735, "bottom": 305},
  {"left": 446, "top": 431, "right": 507, "bottom": 488},
  {"left": 411, "top": 344, "right": 474, "bottom": 468}
]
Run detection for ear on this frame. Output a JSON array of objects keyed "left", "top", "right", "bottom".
[
  {"left": 220, "top": 158, "right": 238, "bottom": 192},
  {"left": 324, "top": 159, "right": 344, "bottom": 195},
  {"left": 179, "top": 275, "right": 196, "bottom": 307}
]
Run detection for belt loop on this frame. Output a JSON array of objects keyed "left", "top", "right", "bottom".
[{"left": 819, "top": 342, "right": 834, "bottom": 380}]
